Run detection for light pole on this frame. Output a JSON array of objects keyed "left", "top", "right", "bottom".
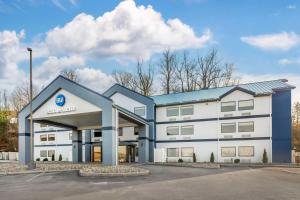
[{"left": 27, "top": 47, "right": 36, "bottom": 169}]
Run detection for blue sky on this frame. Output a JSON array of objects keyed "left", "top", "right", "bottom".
[{"left": 0, "top": 0, "right": 299, "bottom": 101}]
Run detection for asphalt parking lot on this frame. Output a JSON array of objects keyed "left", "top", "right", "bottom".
[{"left": 0, "top": 165, "right": 299, "bottom": 200}]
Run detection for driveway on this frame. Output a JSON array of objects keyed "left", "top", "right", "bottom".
[{"left": 0, "top": 165, "right": 299, "bottom": 200}]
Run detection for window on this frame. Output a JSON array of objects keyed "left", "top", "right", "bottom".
[
  {"left": 134, "top": 106, "right": 146, "bottom": 116},
  {"left": 48, "top": 150, "right": 55, "bottom": 157},
  {"left": 221, "top": 101, "right": 236, "bottom": 112},
  {"left": 40, "top": 124, "right": 47, "bottom": 128},
  {"left": 69, "top": 133, "right": 72, "bottom": 140},
  {"left": 181, "top": 106, "right": 194, "bottom": 116},
  {"left": 167, "top": 148, "right": 179, "bottom": 157},
  {"left": 221, "top": 147, "right": 236, "bottom": 157},
  {"left": 181, "top": 147, "right": 194, "bottom": 157},
  {"left": 40, "top": 150, "right": 47, "bottom": 157},
  {"left": 40, "top": 134, "right": 47, "bottom": 142},
  {"left": 118, "top": 128, "right": 123, "bottom": 136},
  {"left": 221, "top": 123, "right": 236, "bottom": 133},
  {"left": 167, "top": 107, "right": 179, "bottom": 117},
  {"left": 48, "top": 134, "right": 55, "bottom": 141},
  {"left": 134, "top": 127, "right": 139, "bottom": 135},
  {"left": 238, "top": 121, "right": 254, "bottom": 132},
  {"left": 94, "top": 130, "right": 102, "bottom": 137},
  {"left": 238, "top": 100, "right": 254, "bottom": 111},
  {"left": 238, "top": 146, "right": 254, "bottom": 157},
  {"left": 167, "top": 126, "right": 179, "bottom": 135},
  {"left": 181, "top": 125, "right": 194, "bottom": 135}
]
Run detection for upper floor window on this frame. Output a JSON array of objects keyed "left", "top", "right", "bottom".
[
  {"left": 181, "top": 105, "right": 194, "bottom": 116},
  {"left": 221, "top": 123, "right": 236, "bottom": 133},
  {"left": 221, "top": 101, "right": 236, "bottom": 112},
  {"left": 48, "top": 134, "right": 55, "bottom": 141},
  {"left": 134, "top": 106, "right": 146, "bottom": 117},
  {"left": 167, "top": 107, "right": 179, "bottom": 117},
  {"left": 238, "top": 121, "right": 254, "bottom": 132},
  {"left": 181, "top": 125, "right": 194, "bottom": 135},
  {"left": 167, "top": 148, "right": 179, "bottom": 157},
  {"left": 94, "top": 130, "right": 102, "bottom": 137},
  {"left": 181, "top": 147, "right": 194, "bottom": 157},
  {"left": 40, "top": 134, "right": 47, "bottom": 142},
  {"left": 40, "top": 124, "right": 47, "bottom": 128},
  {"left": 238, "top": 100, "right": 254, "bottom": 111},
  {"left": 167, "top": 126, "right": 179, "bottom": 135}
]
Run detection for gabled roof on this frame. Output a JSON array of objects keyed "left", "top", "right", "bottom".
[{"left": 151, "top": 79, "right": 295, "bottom": 106}]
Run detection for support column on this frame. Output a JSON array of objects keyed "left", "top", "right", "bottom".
[
  {"left": 84, "top": 130, "right": 92, "bottom": 162},
  {"left": 102, "top": 107, "right": 118, "bottom": 165},
  {"left": 72, "top": 130, "right": 82, "bottom": 163},
  {"left": 18, "top": 118, "right": 31, "bottom": 165},
  {"left": 138, "top": 124, "right": 149, "bottom": 163}
]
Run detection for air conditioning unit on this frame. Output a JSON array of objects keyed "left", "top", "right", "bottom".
[{"left": 224, "top": 135, "right": 233, "bottom": 138}]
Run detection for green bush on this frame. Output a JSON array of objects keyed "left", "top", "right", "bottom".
[
  {"left": 43, "top": 158, "right": 48, "bottom": 161},
  {"left": 178, "top": 158, "right": 183, "bottom": 163},
  {"left": 234, "top": 159, "right": 240, "bottom": 164},
  {"left": 210, "top": 152, "right": 215, "bottom": 163},
  {"left": 193, "top": 153, "right": 197, "bottom": 162},
  {"left": 51, "top": 154, "right": 55, "bottom": 161},
  {"left": 36, "top": 158, "right": 40, "bottom": 161},
  {"left": 59, "top": 154, "right": 62, "bottom": 161},
  {"left": 262, "top": 149, "right": 268, "bottom": 163}
]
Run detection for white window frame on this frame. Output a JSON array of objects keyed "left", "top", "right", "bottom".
[
  {"left": 48, "top": 134, "right": 55, "bottom": 141},
  {"left": 238, "top": 121, "right": 254, "bottom": 132},
  {"left": 238, "top": 146, "right": 255, "bottom": 157},
  {"left": 221, "top": 123, "right": 236, "bottom": 133},
  {"left": 167, "top": 148, "right": 179, "bottom": 157},
  {"left": 134, "top": 106, "right": 146, "bottom": 117},
  {"left": 166, "top": 126, "right": 179, "bottom": 136},
  {"left": 181, "top": 125, "right": 194, "bottom": 135},
  {"left": 48, "top": 150, "right": 55, "bottom": 157},
  {"left": 221, "top": 147, "right": 236, "bottom": 157},
  {"left": 166, "top": 107, "right": 179, "bottom": 117},
  {"left": 238, "top": 99, "right": 254, "bottom": 111},
  {"left": 221, "top": 101, "right": 236, "bottom": 112},
  {"left": 40, "top": 150, "right": 47, "bottom": 157},
  {"left": 180, "top": 105, "right": 194, "bottom": 116},
  {"left": 40, "top": 134, "right": 47, "bottom": 142},
  {"left": 181, "top": 147, "right": 194, "bottom": 157}
]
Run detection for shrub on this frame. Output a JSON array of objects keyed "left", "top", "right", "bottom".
[
  {"left": 262, "top": 149, "right": 268, "bottom": 163},
  {"left": 210, "top": 152, "right": 215, "bottom": 163},
  {"left": 234, "top": 159, "right": 240, "bottom": 164},
  {"left": 59, "top": 154, "right": 62, "bottom": 161},
  {"left": 36, "top": 158, "right": 40, "bottom": 161},
  {"left": 193, "top": 153, "right": 197, "bottom": 163},
  {"left": 43, "top": 158, "right": 48, "bottom": 161},
  {"left": 178, "top": 158, "right": 183, "bottom": 163},
  {"left": 51, "top": 154, "right": 55, "bottom": 161}
]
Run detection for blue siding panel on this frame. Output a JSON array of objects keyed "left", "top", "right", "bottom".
[{"left": 272, "top": 90, "right": 292, "bottom": 163}]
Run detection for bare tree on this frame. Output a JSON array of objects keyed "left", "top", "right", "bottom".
[
  {"left": 0, "top": 90, "right": 9, "bottom": 110},
  {"left": 112, "top": 70, "right": 134, "bottom": 89},
  {"left": 10, "top": 83, "right": 39, "bottom": 113},
  {"left": 132, "top": 60, "right": 154, "bottom": 96},
  {"left": 292, "top": 102, "right": 300, "bottom": 150},
  {"left": 159, "top": 49, "right": 177, "bottom": 94},
  {"left": 175, "top": 51, "right": 198, "bottom": 92},
  {"left": 60, "top": 69, "right": 78, "bottom": 82}
]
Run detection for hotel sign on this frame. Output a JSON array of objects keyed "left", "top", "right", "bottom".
[{"left": 47, "top": 94, "right": 76, "bottom": 114}]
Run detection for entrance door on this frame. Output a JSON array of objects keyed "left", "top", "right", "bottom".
[
  {"left": 118, "top": 146, "right": 127, "bottom": 163},
  {"left": 93, "top": 146, "right": 102, "bottom": 162}
]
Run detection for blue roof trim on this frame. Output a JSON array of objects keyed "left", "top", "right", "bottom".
[{"left": 151, "top": 79, "right": 295, "bottom": 106}]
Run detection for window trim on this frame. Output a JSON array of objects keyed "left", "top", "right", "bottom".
[
  {"left": 181, "top": 147, "right": 194, "bottom": 157},
  {"left": 181, "top": 125, "right": 194, "bottom": 135},
  {"left": 221, "top": 122, "right": 236, "bottom": 133},
  {"left": 166, "top": 126, "right": 179, "bottom": 136},
  {"left": 238, "top": 121, "right": 254, "bottom": 132},
  {"left": 167, "top": 148, "right": 179, "bottom": 157},
  {"left": 40, "top": 150, "right": 47, "bottom": 157},
  {"left": 238, "top": 146, "right": 255, "bottom": 157},
  {"left": 221, "top": 146, "right": 236, "bottom": 157},
  {"left": 48, "top": 150, "right": 55, "bottom": 157},
  {"left": 134, "top": 106, "right": 146, "bottom": 116},
  {"left": 180, "top": 105, "right": 194, "bottom": 116},
  {"left": 221, "top": 101, "right": 236, "bottom": 112},
  {"left": 40, "top": 134, "right": 47, "bottom": 142},
  {"left": 48, "top": 134, "right": 55, "bottom": 141},
  {"left": 238, "top": 99, "right": 254, "bottom": 111},
  {"left": 166, "top": 107, "right": 179, "bottom": 117}
]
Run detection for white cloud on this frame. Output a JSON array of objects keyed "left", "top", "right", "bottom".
[
  {"left": 237, "top": 73, "right": 300, "bottom": 103},
  {"left": 76, "top": 68, "right": 115, "bottom": 93},
  {"left": 287, "top": 5, "right": 296, "bottom": 10},
  {"left": 278, "top": 57, "right": 300, "bottom": 65},
  {"left": 46, "top": 0, "right": 212, "bottom": 60},
  {"left": 241, "top": 32, "right": 300, "bottom": 51}
]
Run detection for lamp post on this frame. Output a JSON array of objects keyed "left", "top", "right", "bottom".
[{"left": 27, "top": 47, "right": 36, "bottom": 169}]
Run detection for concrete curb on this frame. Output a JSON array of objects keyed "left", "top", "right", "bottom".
[
  {"left": 79, "top": 169, "right": 150, "bottom": 177},
  {"left": 220, "top": 164, "right": 300, "bottom": 168},
  {"left": 149, "top": 162, "right": 220, "bottom": 169},
  {"left": 0, "top": 169, "right": 78, "bottom": 176}
]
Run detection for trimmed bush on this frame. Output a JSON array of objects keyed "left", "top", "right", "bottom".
[
  {"left": 51, "top": 154, "right": 55, "bottom": 161},
  {"left": 36, "top": 158, "right": 40, "bottom": 161},
  {"left": 59, "top": 154, "right": 62, "bottom": 161},
  {"left": 178, "top": 158, "right": 183, "bottom": 163},
  {"left": 234, "top": 159, "right": 240, "bottom": 164},
  {"left": 43, "top": 158, "right": 48, "bottom": 161},
  {"left": 210, "top": 152, "right": 215, "bottom": 163},
  {"left": 262, "top": 149, "right": 268, "bottom": 163},
  {"left": 193, "top": 153, "right": 197, "bottom": 162}
]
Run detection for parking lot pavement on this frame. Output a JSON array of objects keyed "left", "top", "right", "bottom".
[{"left": 0, "top": 165, "right": 299, "bottom": 200}]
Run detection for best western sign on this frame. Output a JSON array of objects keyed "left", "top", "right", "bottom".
[{"left": 47, "top": 94, "right": 76, "bottom": 114}]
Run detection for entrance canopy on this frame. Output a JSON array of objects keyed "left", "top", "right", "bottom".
[{"left": 18, "top": 76, "right": 148, "bottom": 166}]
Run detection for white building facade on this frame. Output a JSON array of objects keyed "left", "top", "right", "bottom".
[{"left": 19, "top": 76, "right": 294, "bottom": 165}]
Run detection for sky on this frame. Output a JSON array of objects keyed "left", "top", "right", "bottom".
[{"left": 0, "top": 0, "right": 299, "bottom": 102}]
